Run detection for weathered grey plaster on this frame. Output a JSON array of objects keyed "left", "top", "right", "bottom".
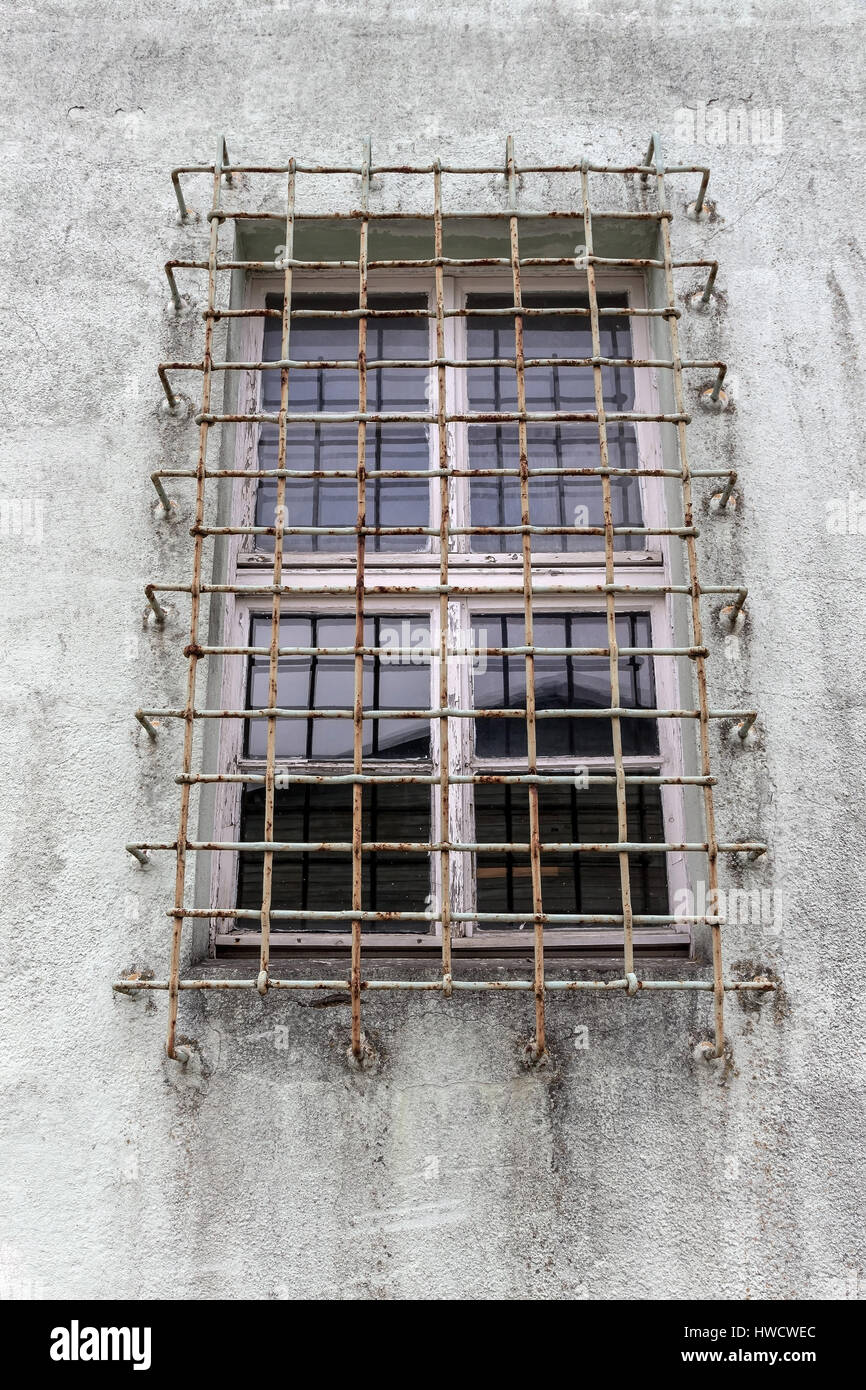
[{"left": 0, "top": 0, "right": 864, "bottom": 1300}]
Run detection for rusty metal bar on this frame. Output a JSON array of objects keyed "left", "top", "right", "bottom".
[
  {"left": 507, "top": 137, "right": 546, "bottom": 1059},
  {"left": 582, "top": 159, "right": 635, "bottom": 984},
  {"left": 172, "top": 156, "right": 710, "bottom": 176},
  {"left": 136, "top": 704, "right": 758, "bottom": 722},
  {"left": 186, "top": 644, "right": 710, "bottom": 659},
  {"left": 178, "top": 773, "right": 716, "bottom": 787},
  {"left": 349, "top": 139, "right": 371, "bottom": 1057},
  {"left": 152, "top": 464, "right": 737, "bottom": 487},
  {"left": 651, "top": 132, "right": 726, "bottom": 1058},
  {"left": 117, "top": 977, "right": 772, "bottom": 994},
  {"left": 191, "top": 523, "right": 699, "bottom": 538},
  {"left": 210, "top": 208, "right": 673, "bottom": 223},
  {"left": 159, "top": 354, "right": 725, "bottom": 375},
  {"left": 147, "top": 581, "right": 749, "bottom": 598},
  {"left": 164, "top": 137, "right": 224, "bottom": 1061},
  {"left": 192, "top": 409, "right": 693, "bottom": 425},
  {"left": 258, "top": 159, "right": 297, "bottom": 994},
  {"left": 205, "top": 304, "right": 681, "bottom": 321},
  {"left": 166, "top": 255, "right": 713, "bottom": 274},
  {"left": 169, "top": 257, "right": 722, "bottom": 278},
  {"left": 129, "top": 837, "right": 768, "bottom": 855},
  {"left": 433, "top": 157, "right": 453, "bottom": 998},
  {"left": 176, "top": 908, "right": 718, "bottom": 924}
]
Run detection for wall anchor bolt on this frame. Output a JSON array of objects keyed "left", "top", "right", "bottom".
[
  {"left": 145, "top": 585, "right": 167, "bottom": 624},
  {"left": 700, "top": 365, "right": 728, "bottom": 408},
  {"left": 709, "top": 472, "right": 737, "bottom": 512},
  {"left": 134, "top": 711, "right": 159, "bottom": 741},
  {"left": 126, "top": 845, "right": 152, "bottom": 866},
  {"left": 719, "top": 589, "right": 748, "bottom": 631},
  {"left": 346, "top": 1033, "right": 377, "bottom": 1070},
  {"left": 150, "top": 474, "right": 177, "bottom": 514}
]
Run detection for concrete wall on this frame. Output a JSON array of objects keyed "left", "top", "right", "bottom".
[{"left": 1, "top": 0, "right": 864, "bottom": 1300}]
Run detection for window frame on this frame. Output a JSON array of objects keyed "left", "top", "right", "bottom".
[{"left": 207, "top": 263, "right": 691, "bottom": 955}]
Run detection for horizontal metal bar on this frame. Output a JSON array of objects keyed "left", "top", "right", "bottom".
[
  {"left": 172, "top": 159, "right": 710, "bottom": 177},
  {"left": 192, "top": 644, "right": 708, "bottom": 659},
  {"left": 115, "top": 977, "right": 772, "bottom": 995},
  {"left": 138, "top": 705, "right": 755, "bottom": 721},
  {"left": 193, "top": 524, "right": 698, "bottom": 539},
  {"left": 160, "top": 355, "right": 723, "bottom": 374},
  {"left": 205, "top": 305, "right": 681, "bottom": 322},
  {"left": 191, "top": 409, "right": 691, "bottom": 425},
  {"left": 153, "top": 464, "right": 719, "bottom": 482},
  {"left": 177, "top": 771, "right": 715, "bottom": 786},
  {"left": 214, "top": 208, "right": 674, "bottom": 224},
  {"left": 148, "top": 581, "right": 744, "bottom": 598},
  {"left": 129, "top": 839, "right": 767, "bottom": 854},
  {"left": 172, "top": 907, "right": 719, "bottom": 924},
  {"left": 168, "top": 254, "right": 709, "bottom": 274}
]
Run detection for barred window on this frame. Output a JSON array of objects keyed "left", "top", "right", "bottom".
[{"left": 128, "top": 136, "right": 773, "bottom": 1066}]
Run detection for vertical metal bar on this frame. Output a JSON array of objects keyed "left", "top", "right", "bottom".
[
  {"left": 651, "top": 134, "right": 725, "bottom": 1056},
  {"left": 507, "top": 136, "right": 546, "bottom": 1059},
  {"left": 259, "top": 160, "right": 297, "bottom": 990},
  {"left": 433, "top": 160, "right": 452, "bottom": 995},
  {"left": 165, "top": 139, "right": 225, "bottom": 1059},
  {"left": 351, "top": 138, "right": 371, "bottom": 1058},
  {"left": 581, "top": 161, "right": 635, "bottom": 981}
]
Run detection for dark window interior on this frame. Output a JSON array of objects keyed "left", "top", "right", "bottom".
[
  {"left": 472, "top": 611, "right": 658, "bottom": 757},
  {"left": 256, "top": 294, "right": 429, "bottom": 553},
  {"left": 237, "top": 783, "right": 431, "bottom": 933},
  {"left": 474, "top": 780, "right": 668, "bottom": 924},
  {"left": 466, "top": 292, "right": 642, "bottom": 553},
  {"left": 245, "top": 613, "right": 431, "bottom": 760}
]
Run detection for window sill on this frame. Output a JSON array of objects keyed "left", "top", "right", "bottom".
[{"left": 214, "top": 929, "right": 691, "bottom": 957}]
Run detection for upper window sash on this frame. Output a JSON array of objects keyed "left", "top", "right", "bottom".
[{"left": 230, "top": 269, "right": 667, "bottom": 569}]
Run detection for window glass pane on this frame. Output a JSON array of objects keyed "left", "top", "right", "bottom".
[
  {"left": 466, "top": 293, "right": 642, "bottom": 552},
  {"left": 472, "top": 611, "right": 658, "bottom": 757},
  {"left": 237, "top": 784, "right": 431, "bottom": 932},
  {"left": 473, "top": 782, "right": 667, "bottom": 924},
  {"left": 245, "top": 614, "right": 431, "bottom": 760},
  {"left": 256, "top": 295, "right": 430, "bottom": 553}
]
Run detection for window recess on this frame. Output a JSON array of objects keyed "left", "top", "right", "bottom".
[{"left": 121, "top": 134, "right": 776, "bottom": 1067}]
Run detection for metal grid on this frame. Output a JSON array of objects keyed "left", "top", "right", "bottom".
[{"left": 119, "top": 134, "right": 775, "bottom": 1064}]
